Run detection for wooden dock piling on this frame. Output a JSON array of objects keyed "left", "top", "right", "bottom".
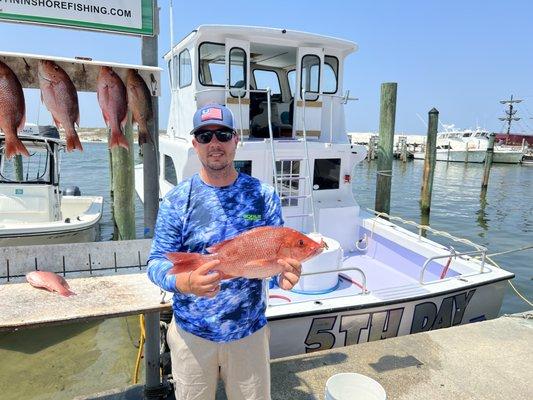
[
  {"left": 374, "top": 82, "right": 397, "bottom": 215},
  {"left": 110, "top": 112, "right": 136, "bottom": 240},
  {"left": 14, "top": 155, "right": 23, "bottom": 181},
  {"left": 420, "top": 108, "right": 439, "bottom": 215},
  {"left": 481, "top": 133, "right": 496, "bottom": 189}
]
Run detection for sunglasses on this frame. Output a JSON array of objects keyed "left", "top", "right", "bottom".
[{"left": 194, "top": 130, "right": 235, "bottom": 144}]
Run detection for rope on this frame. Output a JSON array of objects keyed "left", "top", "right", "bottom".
[
  {"left": 487, "top": 244, "right": 533, "bottom": 258},
  {"left": 376, "top": 170, "right": 392, "bottom": 177},
  {"left": 486, "top": 255, "right": 533, "bottom": 307},
  {"left": 132, "top": 314, "right": 146, "bottom": 384}
]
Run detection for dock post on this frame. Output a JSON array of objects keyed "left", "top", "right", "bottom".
[
  {"left": 374, "top": 82, "right": 397, "bottom": 215},
  {"left": 481, "top": 133, "right": 496, "bottom": 189},
  {"left": 142, "top": 0, "right": 160, "bottom": 240},
  {"left": 420, "top": 108, "right": 438, "bottom": 215},
  {"left": 110, "top": 112, "right": 136, "bottom": 240},
  {"left": 447, "top": 141, "right": 450, "bottom": 163},
  {"left": 14, "top": 155, "right": 23, "bottom": 181},
  {"left": 401, "top": 138, "right": 407, "bottom": 162},
  {"left": 465, "top": 144, "right": 469, "bottom": 163}
]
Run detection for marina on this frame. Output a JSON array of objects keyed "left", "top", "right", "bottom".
[{"left": 0, "top": 2, "right": 532, "bottom": 400}]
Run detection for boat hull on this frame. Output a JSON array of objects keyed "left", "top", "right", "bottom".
[
  {"left": 413, "top": 150, "right": 486, "bottom": 163},
  {"left": 0, "top": 196, "right": 103, "bottom": 247},
  {"left": 493, "top": 151, "right": 524, "bottom": 164},
  {"left": 268, "top": 278, "right": 508, "bottom": 359}
]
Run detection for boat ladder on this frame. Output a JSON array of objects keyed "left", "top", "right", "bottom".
[{"left": 265, "top": 88, "right": 317, "bottom": 232}]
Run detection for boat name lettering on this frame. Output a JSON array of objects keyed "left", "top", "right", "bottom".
[
  {"left": 410, "top": 289, "right": 476, "bottom": 334},
  {"left": 304, "top": 308, "right": 405, "bottom": 352}
]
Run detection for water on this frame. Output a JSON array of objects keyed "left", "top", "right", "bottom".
[{"left": 0, "top": 143, "right": 531, "bottom": 399}]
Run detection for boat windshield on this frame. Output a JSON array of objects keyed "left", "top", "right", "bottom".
[{"left": 0, "top": 140, "right": 53, "bottom": 184}]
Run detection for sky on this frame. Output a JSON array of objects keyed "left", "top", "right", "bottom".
[{"left": 1, "top": 0, "right": 533, "bottom": 135}]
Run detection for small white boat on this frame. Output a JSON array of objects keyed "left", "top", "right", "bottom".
[
  {"left": 0, "top": 125, "right": 103, "bottom": 246},
  {"left": 136, "top": 25, "right": 514, "bottom": 359}
]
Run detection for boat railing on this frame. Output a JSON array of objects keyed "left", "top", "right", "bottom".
[
  {"left": 365, "top": 209, "right": 489, "bottom": 282},
  {"left": 419, "top": 249, "right": 487, "bottom": 284},
  {"left": 267, "top": 266, "right": 368, "bottom": 307}
]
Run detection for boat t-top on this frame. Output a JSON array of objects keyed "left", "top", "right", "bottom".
[{"left": 135, "top": 25, "right": 514, "bottom": 358}]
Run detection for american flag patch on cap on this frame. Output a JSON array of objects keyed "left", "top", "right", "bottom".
[{"left": 201, "top": 107, "right": 223, "bottom": 121}]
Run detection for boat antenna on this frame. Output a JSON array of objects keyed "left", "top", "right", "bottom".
[{"left": 499, "top": 94, "right": 522, "bottom": 143}]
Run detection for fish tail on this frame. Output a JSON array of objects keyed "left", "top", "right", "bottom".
[
  {"left": 109, "top": 126, "right": 129, "bottom": 151},
  {"left": 5, "top": 135, "right": 30, "bottom": 159},
  {"left": 167, "top": 252, "right": 211, "bottom": 274},
  {"left": 138, "top": 124, "right": 152, "bottom": 146},
  {"left": 66, "top": 129, "right": 83, "bottom": 152}
]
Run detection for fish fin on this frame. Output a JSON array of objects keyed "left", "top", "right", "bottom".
[
  {"left": 66, "top": 132, "right": 83, "bottom": 152},
  {"left": 5, "top": 136, "right": 30, "bottom": 159},
  {"left": 167, "top": 252, "right": 208, "bottom": 274},
  {"left": 109, "top": 128, "right": 129, "bottom": 151}
]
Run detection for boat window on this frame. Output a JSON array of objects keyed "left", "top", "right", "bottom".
[
  {"left": 301, "top": 55, "right": 320, "bottom": 101},
  {"left": 234, "top": 160, "right": 252, "bottom": 176},
  {"left": 229, "top": 47, "right": 246, "bottom": 96},
  {"left": 253, "top": 69, "right": 281, "bottom": 95},
  {"left": 179, "top": 49, "right": 192, "bottom": 88},
  {"left": 323, "top": 56, "right": 339, "bottom": 94},
  {"left": 287, "top": 69, "right": 296, "bottom": 98},
  {"left": 463, "top": 132, "right": 471, "bottom": 137},
  {"left": 275, "top": 160, "right": 300, "bottom": 207},
  {"left": 164, "top": 155, "right": 177, "bottom": 185},
  {"left": 313, "top": 158, "right": 340, "bottom": 190},
  {"left": 198, "top": 42, "right": 225, "bottom": 87},
  {"left": 0, "top": 142, "right": 52, "bottom": 184}
]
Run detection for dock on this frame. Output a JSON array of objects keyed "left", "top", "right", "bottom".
[{"left": 76, "top": 311, "right": 532, "bottom": 400}]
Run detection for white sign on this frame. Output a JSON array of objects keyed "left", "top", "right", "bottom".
[{"left": 0, "top": 0, "right": 152, "bottom": 36}]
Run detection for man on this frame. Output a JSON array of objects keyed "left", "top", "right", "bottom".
[{"left": 147, "top": 103, "right": 302, "bottom": 400}]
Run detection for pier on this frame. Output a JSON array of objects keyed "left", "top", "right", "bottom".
[{"left": 74, "top": 312, "right": 532, "bottom": 400}]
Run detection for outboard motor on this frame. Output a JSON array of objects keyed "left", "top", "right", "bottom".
[{"left": 64, "top": 186, "right": 81, "bottom": 196}]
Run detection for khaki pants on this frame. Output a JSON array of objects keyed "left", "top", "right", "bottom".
[{"left": 167, "top": 320, "right": 271, "bottom": 400}]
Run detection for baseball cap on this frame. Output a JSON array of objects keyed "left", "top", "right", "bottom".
[{"left": 190, "top": 103, "right": 235, "bottom": 135}]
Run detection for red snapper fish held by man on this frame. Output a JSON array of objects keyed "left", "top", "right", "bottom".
[
  {"left": 26, "top": 271, "right": 76, "bottom": 297},
  {"left": 126, "top": 69, "right": 153, "bottom": 146},
  {"left": 38, "top": 60, "right": 83, "bottom": 152},
  {"left": 0, "top": 60, "right": 29, "bottom": 159},
  {"left": 96, "top": 66, "right": 129, "bottom": 150},
  {"left": 167, "top": 226, "right": 326, "bottom": 279}
]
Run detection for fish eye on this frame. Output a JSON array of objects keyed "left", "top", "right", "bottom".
[{"left": 298, "top": 239, "right": 304, "bottom": 246}]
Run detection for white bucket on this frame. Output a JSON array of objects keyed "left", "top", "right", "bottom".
[
  {"left": 325, "top": 373, "right": 386, "bottom": 400},
  {"left": 291, "top": 234, "right": 342, "bottom": 293}
]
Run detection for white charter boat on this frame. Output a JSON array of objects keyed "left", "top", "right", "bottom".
[
  {"left": 0, "top": 125, "right": 103, "bottom": 246},
  {"left": 135, "top": 25, "right": 514, "bottom": 359},
  {"left": 413, "top": 126, "right": 525, "bottom": 164}
]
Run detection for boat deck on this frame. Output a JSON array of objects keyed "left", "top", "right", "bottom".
[{"left": 268, "top": 252, "right": 440, "bottom": 305}]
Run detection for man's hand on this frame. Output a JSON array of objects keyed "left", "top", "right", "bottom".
[
  {"left": 176, "top": 259, "right": 221, "bottom": 297},
  {"left": 277, "top": 258, "right": 302, "bottom": 290}
]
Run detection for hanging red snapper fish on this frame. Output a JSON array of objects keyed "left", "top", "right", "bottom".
[
  {"left": 38, "top": 60, "right": 83, "bottom": 152},
  {"left": 167, "top": 226, "right": 326, "bottom": 279},
  {"left": 96, "top": 66, "right": 129, "bottom": 150},
  {"left": 0, "top": 60, "right": 29, "bottom": 158},
  {"left": 126, "top": 69, "right": 153, "bottom": 146}
]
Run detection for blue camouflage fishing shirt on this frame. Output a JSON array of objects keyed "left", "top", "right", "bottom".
[{"left": 147, "top": 173, "right": 283, "bottom": 342}]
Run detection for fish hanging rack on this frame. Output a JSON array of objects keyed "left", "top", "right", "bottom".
[{"left": 0, "top": 50, "right": 162, "bottom": 95}]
